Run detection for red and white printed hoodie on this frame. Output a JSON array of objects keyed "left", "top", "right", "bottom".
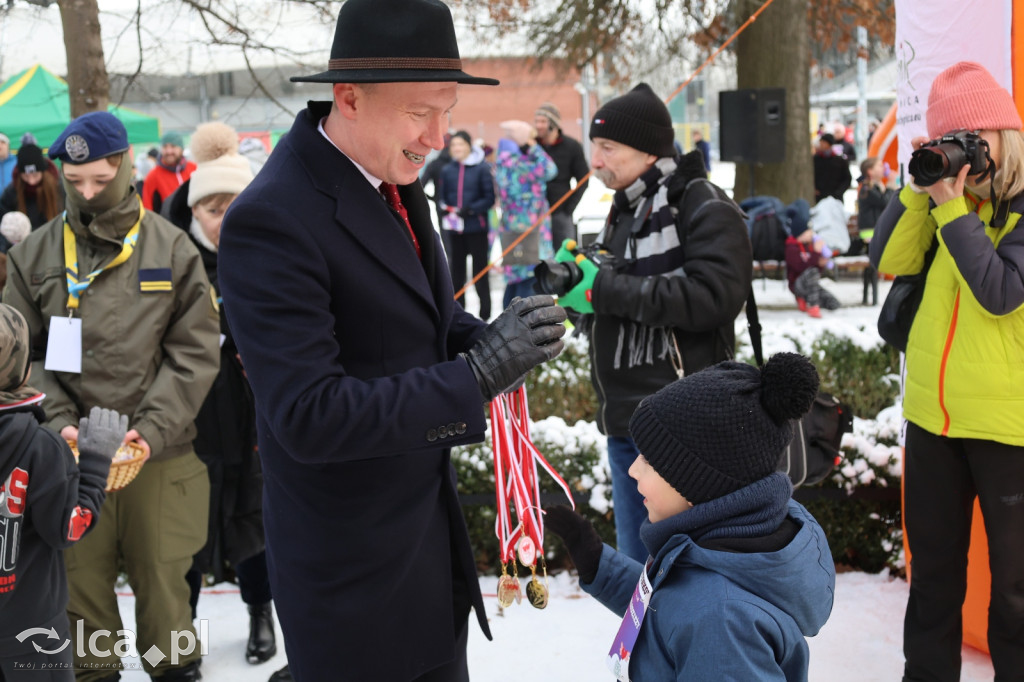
[{"left": 0, "top": 401, "right": 110, "bottom": 658}]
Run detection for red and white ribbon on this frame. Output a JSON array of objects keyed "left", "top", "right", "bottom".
[{"left": 490, "top": 386, "right": 575, "bottom": 567}]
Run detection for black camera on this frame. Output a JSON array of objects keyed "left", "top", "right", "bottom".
[{"left": 907, "top": 130, "right": 991, "bottom": 187}]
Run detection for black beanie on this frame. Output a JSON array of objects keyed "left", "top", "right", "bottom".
[
  {"left": 589, "top": 83, "right": 676, "bottom": 158},
  {"left": 628, "top": 353, "right": 820, "bottom": 504},
  {"left": 17, "top": 144, "right": 46, "bottom": 174}
]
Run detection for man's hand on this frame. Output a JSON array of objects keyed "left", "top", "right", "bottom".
[
  {"left": 78, "top": 407, "right": 129, "bottom": 460},
  {"left": 460, "top": 295, "right": 567, "bottom": 402}
]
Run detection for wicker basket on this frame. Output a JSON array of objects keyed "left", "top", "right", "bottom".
[{"left": 67, "top": 440, "right": 149, "bottom": 492}]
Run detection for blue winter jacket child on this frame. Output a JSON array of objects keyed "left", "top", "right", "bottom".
[{"left": 582, "top": 473, "right": 835, "bottom": 681}]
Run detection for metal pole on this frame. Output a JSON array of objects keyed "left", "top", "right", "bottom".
[{"left": 856, "top": 26, "right": 868, "bottom": 162}]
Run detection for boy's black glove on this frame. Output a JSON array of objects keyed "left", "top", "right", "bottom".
[
  {"left": 460, "top": 295, "right": 567, "bottom": 402},
  {"left": 544, "top": 505, "right": 604, "bottom": 585},
  {"left": 78, "top": 407, "right": 129, "bottom": 460}
]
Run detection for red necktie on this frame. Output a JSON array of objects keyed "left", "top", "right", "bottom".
[{"left": 380, "top": 182, "right": 421, "bottom": 260}]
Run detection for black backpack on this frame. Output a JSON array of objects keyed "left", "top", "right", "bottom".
[
  {"left": 744, "top": 289, "right": 854, "bottom": 487},
  {"left": 779, "top": 392, "right": 854, "bottom": 486},
  {"left": 749, "top": 210, "right": 789, "bottom": 263}
]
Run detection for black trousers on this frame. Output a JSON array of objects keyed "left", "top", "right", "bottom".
[
  {"left": 903, "top": 421, "right": 1024, "bottom": 681},
  {"left": 442, "top": 229, "right": 491, "bottom": 320}
]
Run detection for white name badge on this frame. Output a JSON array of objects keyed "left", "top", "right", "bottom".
[{"left": 44, "top": 316, "right": 82, "bottom": 374}]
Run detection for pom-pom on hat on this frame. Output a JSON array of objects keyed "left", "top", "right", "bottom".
[
  {"left": 186, "top": 122, "right": 254, "bottom": 207},
  {"left": 926, "top": 61, "right": 1023, "bottom": 139},
  {"left": 0, "top": 211, "right": 31, "bottom": 245},
  {"left": 589, "top": 83, "right": 676, "bottom": 158},
  {"left": 48, "top": 112, "right": 129, "bottom": 165},
  {"left": 16, "top": 144, "right": 45, "bottom": 174},
  {"left": 535, "top": 102, "right": 563, "bottom": 131},
  {"left": 629, "top": 352, "right": 820, "bottom": 504}
]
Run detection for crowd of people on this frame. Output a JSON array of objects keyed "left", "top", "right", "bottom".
[{"left": 0, "top": 0, "right": 1020, "bottom": 680}]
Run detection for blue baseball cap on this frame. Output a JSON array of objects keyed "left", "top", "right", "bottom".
[{"left": 49, "top": 111, "right": 130, "bottom": 165}]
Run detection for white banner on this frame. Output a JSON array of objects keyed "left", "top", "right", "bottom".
[{"left": 893, "top": 0, "right": 1014, "bottom": 171}]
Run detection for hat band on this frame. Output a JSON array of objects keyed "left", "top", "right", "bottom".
[{"left": 327, "top": 57, "right": 463, "bottom": 71}]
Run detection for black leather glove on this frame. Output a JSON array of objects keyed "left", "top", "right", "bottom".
[
  {"left": 457, "top": 207, "right": 474, "bottom": 218},
  {"left": 544, "top": 505, "right": 604, "bottom": 584},
  {"left": 78, "top": 407, "right": 129, "bottom": 460},
  {"left": 460, "top": 295, "right": 567, "bottom": 402},
  {"left": 533, "top": 259, "right": 584, "bottom": 297}
]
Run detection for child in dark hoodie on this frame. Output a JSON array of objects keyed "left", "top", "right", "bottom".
[
  {"left": 547, "top": 352, "right": 835, "bottom": 681},
  {"left": 0, "top": 303, "right": 127, "bottom": 681}
]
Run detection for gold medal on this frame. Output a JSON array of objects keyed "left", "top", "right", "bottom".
[
  {"left": 526, "top": 576, "right": 548, "bottom": 609},
  {"left": 497, "top": 574, "right": 522, "bottom": 607}
]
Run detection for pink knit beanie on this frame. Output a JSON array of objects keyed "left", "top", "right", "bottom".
[{"left": 926, "top": 61, "right": 1022, "bottom": 139}]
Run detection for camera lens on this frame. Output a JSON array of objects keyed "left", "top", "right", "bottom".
[{"left": 908, "top": 143, "right": 967, "bottom": 187}]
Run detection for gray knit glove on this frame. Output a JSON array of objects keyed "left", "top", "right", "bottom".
[{"left": 78, "top": 407, "right": 129, "bottom": 460}]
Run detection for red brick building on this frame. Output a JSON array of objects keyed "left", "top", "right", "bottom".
[{"left": 451, "top": 57, "right": 599, "bottom": 148}]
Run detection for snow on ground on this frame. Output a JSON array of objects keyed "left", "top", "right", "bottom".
[{"left": 111, "top": 568, "right": 994, "bottom": 681}]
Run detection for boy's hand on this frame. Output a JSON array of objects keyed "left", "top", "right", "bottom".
[
  {"left": 77, "top": 407, "right": 129, "bottom": 460},
  {"left": 544, "top": 505, "right": 604, "bottom": 584}
]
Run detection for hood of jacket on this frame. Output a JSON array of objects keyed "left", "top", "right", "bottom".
[
  {"left": 650, "top": 500, "right": 835, "bottom": 636},
  {"left": 463, "top": 146, "right": 486, "bottom": 167}
]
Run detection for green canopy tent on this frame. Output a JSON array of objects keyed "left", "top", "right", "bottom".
[{"left": 0, "top": 64, "right": 160, "bottom": 150}]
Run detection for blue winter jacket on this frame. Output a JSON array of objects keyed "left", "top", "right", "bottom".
[
  {"left": 582, "top": 500, "right": 835, "bottom": 681},
  {"left": 438, "top": 146, "right": 495, "bottom": 234}
]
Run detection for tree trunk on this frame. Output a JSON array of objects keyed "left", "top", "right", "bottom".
[
  {"left": 58, "top": 0, "right": 109, "bottom": 117},
  {"left": 732, "top": 0, "right": 811, "bottom": 204}
]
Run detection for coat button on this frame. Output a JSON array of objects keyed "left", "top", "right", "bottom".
[
  {"left": 85, "top": 349, "right": 94, "bottom": 358},
  {"left": 438, "top": 424, "right": 448, "bottom": 439},
  {"left": 447, "top": 423, "right": 457, "bottom": 437},
  {"left": 427, "top": 428, "right": 438, "bottom": 442},
  {"left": 456, "top": 422, "right": 467, "bottom": 435}
]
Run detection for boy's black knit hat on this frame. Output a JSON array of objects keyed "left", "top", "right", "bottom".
[
  {"left": 629, "top": 353, "right": 820, "bottom": 504},
  {"left": 589, "top": 83, "right": 676, "bottom": 158}
]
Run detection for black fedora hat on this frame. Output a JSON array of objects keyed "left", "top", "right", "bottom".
[{"left": 291, "top": 0, "right": 499, "bottom": 86}]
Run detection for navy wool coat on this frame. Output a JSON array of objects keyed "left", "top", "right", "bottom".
[{"left": 218, "top": 101, "right": 492, "bottom": 682}]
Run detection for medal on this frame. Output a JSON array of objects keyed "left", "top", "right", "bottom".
[
  {"left": 517, "top": 535, "right": 536, "bottom": 567},
  {"left": 496, "top": 564, "right": 522, "bottom": 608},
  {"left": 489, "top": 388, "right": 574, "bottom": 611},
  {"left": 525, "top": 559, "right": 549, "bottom": 609}
]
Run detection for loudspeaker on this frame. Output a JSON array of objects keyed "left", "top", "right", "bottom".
[{"left": 719, "top": 88, "right": 786, "bottom": 164}]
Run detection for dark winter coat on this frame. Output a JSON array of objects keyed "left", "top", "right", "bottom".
[
  {"left": 162, "top": 182, "right": 264, "bottom": 575},
  {"left": 813, "top": 152, "right": 852, "bottom": 203},
  {"left": 218, "top": 101, "right": 492, "bottom": 682},
  {"left": 857, "top": 183, "right": 895, "bottom": 232},
  {"left": 539, "top": 132, "right": 590, "bottom": 217},
  {"left": 589, "top": 151, "right": 752, "bottom": 436},
  {"left": 0, "top": 407, "right": 109, "bottom": 658},
  {"left": 438, "top": 148, "right": 495, "bottom": 233}
]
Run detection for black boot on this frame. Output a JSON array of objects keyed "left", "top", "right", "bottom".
[
  {"left": 268, "top": 664, "right": 292, "bottom": 681},
  {"left": 152, "top": 659, "right": 202, "bottom": 681},
  {"left": 246, "top": 601, "right": 278, "bottom": 664}
]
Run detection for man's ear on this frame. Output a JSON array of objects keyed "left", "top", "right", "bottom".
[{"left": 333, "top": 83, "right": 360, "bottom": 121}]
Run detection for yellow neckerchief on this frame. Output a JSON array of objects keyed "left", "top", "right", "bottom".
[{"left": 63, "top": 202, "right": 144, "bottom": 310}]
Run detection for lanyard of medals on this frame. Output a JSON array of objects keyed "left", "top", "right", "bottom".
[
  {"left": 63, "top": 203, "right": 144, "bottom": 312},
  {"left": 606, "top": 559, "right": 655, "bottom": 681},
  {"left": 490, "top": 386, "right": 575, "bottom": 610}
]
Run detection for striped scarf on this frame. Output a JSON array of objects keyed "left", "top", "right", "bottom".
[{"left": 596, "top": 157, "right": 685, "bottom": 371}]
